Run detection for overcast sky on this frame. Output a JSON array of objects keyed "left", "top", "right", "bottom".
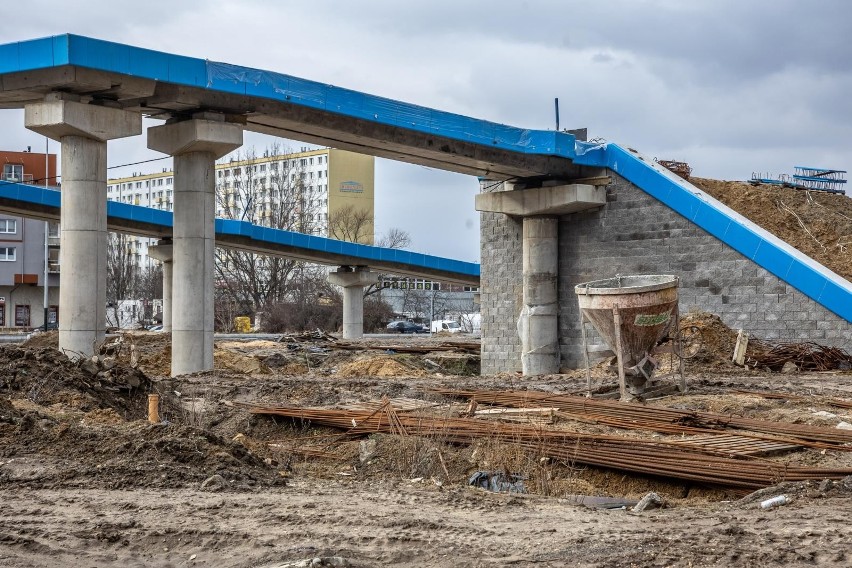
[{"left": 3, "top": 0, "right": 850, "bottom": 263}]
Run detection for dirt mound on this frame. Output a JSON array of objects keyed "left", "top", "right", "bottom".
[
  {"left": 21, "top": 330, "right": 58, "bottom": 348},
  {"left": 0, "top": 346, "right": 151, "bottom": 418},
  {"left": 0, "top": 412, "right": 284, "bottom": 490},
  {"left": 214, "top": 349, "right": 270, "bottom": 374},
  {"left": 692, "top": 178, "right": 852, "bottom": 280},
  {"left": 681, "top": 311, "right": 739, "bottom": 364},
  {"left": 337, "top": 356, "right": 424, "bottom": 378}
]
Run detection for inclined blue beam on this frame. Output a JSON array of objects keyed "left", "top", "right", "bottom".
[
  {"left": 0, "top": 181, "right": 479, "bottom": 285},
  {"left": 573, "top": 142, "right": 852, "bottom": 322}
]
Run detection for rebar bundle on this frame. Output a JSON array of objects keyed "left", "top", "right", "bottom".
[
  {"left": 747, "top": 341, "right": 852, "bottom": 372},
  {"left": 239, "top": 400, "right": 852, "bottom": 490},
  {"left": 429, "top": 388, "right": 852, "bottom": 448}
]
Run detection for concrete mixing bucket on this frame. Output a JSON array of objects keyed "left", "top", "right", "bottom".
[{"left": 575, "top": 275, "right": 679, "bottom": 395}]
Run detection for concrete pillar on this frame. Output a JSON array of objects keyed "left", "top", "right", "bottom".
[
  {"left": 519, "top": 216, "right": 560, "bottom": 375},
  {"left": 24, "top": 97, "right": 141, "bottom": 358},
  {"left": 147, "top": 240, "right": 173, "bottom": 332},
  {"left": 328, "top": 267, "right": 379, "bottom": 339},
  {"left": 148, "top": 117, "right": 242, "bottom": 376}
]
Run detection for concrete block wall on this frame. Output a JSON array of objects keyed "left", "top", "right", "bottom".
[
  {"left": 479, "top": 208, "right": 523, "bottom": 375},
  {"left": 479, "top": 173, "right": 852, "bottom": 373}
]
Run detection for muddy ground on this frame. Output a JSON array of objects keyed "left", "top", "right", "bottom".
[{"left": 1, "top": 330, "right": 851, "bottom": 567}]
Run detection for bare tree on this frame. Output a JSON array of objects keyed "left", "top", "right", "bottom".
[
  {"left": 328, "top": 204, "right": 373, "bottom": 243},
  {"left": 364, "top": 227, "right": 413, "bottom": 299},
  {"left": 214, "top": 145, "right": 322, "bottom": 314},
  {"left": 136, "top": 265, "right": 163, "bottom": 325},
  {"left": 106, "top": 232, "right": 139, "bottom": 327},
  {"left": 376, "top": 227, "right": 411, "bottom": 249}
]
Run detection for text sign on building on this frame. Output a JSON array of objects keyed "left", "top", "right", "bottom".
[{"left": 339, "top": 181, "right": 364, "bottom": 194}]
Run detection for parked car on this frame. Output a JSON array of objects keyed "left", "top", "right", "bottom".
[{"left": 386, "top": 320, "right": 427, "bottom": 334}]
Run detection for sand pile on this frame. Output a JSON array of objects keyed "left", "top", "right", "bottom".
[
  {"left": 214, "top": 349, "right": 271, "bottom": 374},
  {"left": 338, "top": 356, "right": 424, "bottom": 378}
]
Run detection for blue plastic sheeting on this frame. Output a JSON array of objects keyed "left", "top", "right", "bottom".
[
  {"left": 1, "top": 34, "right": 577, "bottom": 160},
  {"left": 574, "top": 144, "right": 852, "bottom": 323},
  {"left": 0, "top": 182, "right": 479, "bottom": 279}
]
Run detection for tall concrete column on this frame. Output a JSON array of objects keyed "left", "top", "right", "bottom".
[
  {"left": 25, "top": 97, "right": 141, "bottom": 358},
  {"left": 328, "top": 267, "right": 379, "bottom": 339},
  {"left": 147, "top": 240, "right": 173, "bottom": 332},
  {"left": 519, "top": 216, "right": 560, "bottom": 375},
  {"left": 148, "top": 116, "right": 242, "bottom": 376}
]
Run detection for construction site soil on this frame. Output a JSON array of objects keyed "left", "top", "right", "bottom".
[
  {"left": 1, "top": 179, "right": 850, "bottom": 566},
  {"left": 2, "top": 329, "right": 851, "bottom": 567}
]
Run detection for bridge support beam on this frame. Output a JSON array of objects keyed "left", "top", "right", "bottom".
[
  {"left": 24, "top": 96, "right": 141, "bottom": 358},
  {"left": 147, "top": 240, "right": 173, "bottom": 333},
  {"left": 328, "top": 266, "right": 378, "bottom": 339},
  {"left": 148, "top": 116, "right": 242, "bottom": 376}
]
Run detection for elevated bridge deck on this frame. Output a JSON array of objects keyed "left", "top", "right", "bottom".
[{"left": 0, "top": 181, "right": 479, "bottom": 286}]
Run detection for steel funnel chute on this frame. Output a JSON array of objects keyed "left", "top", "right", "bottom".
[{"left": 575, "top": 275, "right": 685, "bottom": 400}]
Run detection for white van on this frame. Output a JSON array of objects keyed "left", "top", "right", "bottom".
[{"left": 431, "top": 320, "right": 462, "bottom": 334}]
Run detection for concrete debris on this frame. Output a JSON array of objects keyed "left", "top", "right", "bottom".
[
  {"left": 200, "top": 474, "right": 229, "bottom": 492},
  {"left": 632, "top": 492, "right": 664, "bottom": 512},
  {"left": 358, "top": 438, "right": 378, "bottom": 463},
  {"left": 759, "top": 495, "right": 789, "bottom": 509}
]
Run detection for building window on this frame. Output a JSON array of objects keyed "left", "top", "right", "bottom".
[
  {"left": 14, "top": 305, "right": 30, "bottom": 327},
  {"left": 167, "top": 177, "right": 173, "bottom": 184},
  {"left": 2, "top": 164, "right": 24, "bottom": 181},
  {"left": 0, "top": 219, "right": 17, "bottom": 233},
  {"left": 0, "top": 247, "right": 16, "bottom": 261}
]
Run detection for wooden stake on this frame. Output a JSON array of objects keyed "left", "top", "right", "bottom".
[{"left": 148, "top": 393, "right": 160, "bottom": 424}]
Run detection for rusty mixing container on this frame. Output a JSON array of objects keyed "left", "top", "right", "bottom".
[{"left": 575, "top": 275, "right": 680, "bottom": 399}]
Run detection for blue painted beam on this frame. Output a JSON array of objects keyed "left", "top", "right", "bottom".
[
  {"left": 0, "top": 34, "right": 580, "bottom": 178},
  {"left": 0, "top": 181, "right": 479, "bottom": 285}
]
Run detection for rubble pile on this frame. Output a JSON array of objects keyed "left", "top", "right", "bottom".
[{"left": 0, "top": 346, "right": 151, "bottom": 418}]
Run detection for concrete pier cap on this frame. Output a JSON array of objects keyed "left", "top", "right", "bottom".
[
  {"left": 25, "top": 95, "right": 142, "bottom": 142},
  {"left": 475, "top": 182, "right": 606, "bottom": 216},
  {"left": 25, "top": 95, "right": 142, "bottom": 359},
  {"left": 147, "top": 113, "right": 243, "bottom": 158},
  {"left": 148, "top": 115, "right": 243, "bottom": 377},
  {"left": 328, "top": 266, "right": 379, "bottom": 340}
]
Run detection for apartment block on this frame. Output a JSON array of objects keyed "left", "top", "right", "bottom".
[{"left": 0, "top": 150, "right": 60, "bottom": 329}]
